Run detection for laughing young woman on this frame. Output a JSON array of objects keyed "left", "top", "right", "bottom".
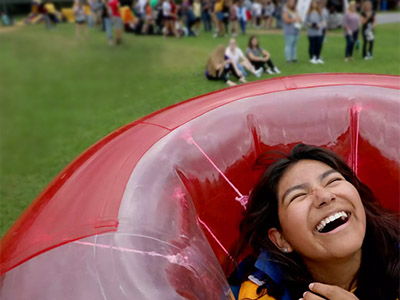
[{"left": 230, "top": 144, "right": 399, "bottom": 300}]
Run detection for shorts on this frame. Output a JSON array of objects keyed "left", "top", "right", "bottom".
[
  {"left": 75, "top": 19, "right": 86, "bottom": 24},
  {"left": 163, "top": 15, "right": 172, "bottom": 21},
  {"left": 112, "top": 16, "right": 123, "bottom": 30},
  {"left": 216, "top": 11, "right": 224, "bottom": 21}
]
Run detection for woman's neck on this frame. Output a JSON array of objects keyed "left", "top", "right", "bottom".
[{"left": 303, "top": 249, "right": 362, "bottom": 290}]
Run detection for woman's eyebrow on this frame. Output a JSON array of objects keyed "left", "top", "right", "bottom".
[
  {"left": 318, "top": 169, "right": 339, "bottom": 181},
  {"left": 281, "top": 170, "right": 340, "bottom": 203},
  {"left": 281, "top": 183, "right": 308, "bottom": 204}
]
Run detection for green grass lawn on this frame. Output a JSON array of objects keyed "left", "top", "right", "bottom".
[{"left": 0, "top": 22, "right": 399, "bottom": 237}]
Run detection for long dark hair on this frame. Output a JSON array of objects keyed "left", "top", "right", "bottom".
[
  {"left": 232, "top": 144, "right": 399, "bottom": 300},
  {"left": 248, "top": 35, "right": 260, "bottom": 50}
]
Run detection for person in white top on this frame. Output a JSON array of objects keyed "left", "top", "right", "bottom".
[
  {"left": 162, "top": 0, "right": 178, "bottom": 37},
  {"left": 225, "top": 38, "right": 263, "bottom": 79},
  {"left": 263, "top": 0, "right": 275, "bottom": 29},
  {"left": 251, "top": 0, "right": 262, "bottom": 28},
  {"left": 138, "top": 0, "right": 147, "bottom": 17}
]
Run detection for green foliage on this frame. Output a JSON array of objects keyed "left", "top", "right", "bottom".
[{"left": 0, "top": 22, "right": 399, "bottom": 237}]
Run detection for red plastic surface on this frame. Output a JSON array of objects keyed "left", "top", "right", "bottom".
[{"left": 1, "top": 73, "right": 399, "bottom": 278}]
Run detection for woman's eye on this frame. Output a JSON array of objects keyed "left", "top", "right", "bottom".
[
  {"left": 327, "top": 178, "right": 342, "bottom": 185},
  {"left": 290, "top": 193, "right": 306, "bottom": 202}
]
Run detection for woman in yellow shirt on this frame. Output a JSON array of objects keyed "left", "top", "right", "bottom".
[
  {"left": 214, "top": 0, "right": 225, "bottom": 36},
  {"left": 230, "top": 144, "right": 399, "bottom": 300}
]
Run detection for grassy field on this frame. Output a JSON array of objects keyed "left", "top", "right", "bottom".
[{"left": 0, "top": 22, "right": 399, "bottom": 237}]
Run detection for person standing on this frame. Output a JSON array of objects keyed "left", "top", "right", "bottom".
[
  {"left": 201, "top": 0, "right": 212, "bottom": 31},
  {"left": 88, "top": 0, "right": 100, "bottom": 27},
  {"left": 162, "top": 0, "right": 177, "bottom": 36},
  {"left": 214, "top": 0, "right": 225, "bottom": 36},
  {"left": 101, "top": 0, "right": 113, "bottom": 44},
  {"left": 230, "top": 0, "right": 239, "bottom": 36},
  {"left": 237, "top": 0, "right": 247, "bottom": 34},
  {"left": 343, "top": 1, "right": 360, "bottom": 62},
  {"left": 222, "top": 0, "right": 231, "bottom": 35},
  {"left": 274, "top": 0, "right": 282, "bottom": 28},
  {"left": 251, "top": 0, "right": 262, "bottom": 28},
  {"left": 109, "top": 0, "right": 123, "bottom": 44},
  {"left": 74, "top": 1, "right": 88, "bottom": 41},
  {"left": 361, "top": 1, "right": 375, "bottom": 60},
  {"left": 193, "top": 0, "right": 202, "bottom": 33},
  {"left": 263, "top": 0, "right": 274, "bottom": 29},
  {"left": 319, "top": 0, "right": 328, "bottom": 53},
  {"left": 282, "top": 0, "right": 301, "bottom": 63},
  {"left": 306, "top": 0, "right": 324, "bottom": 64}
]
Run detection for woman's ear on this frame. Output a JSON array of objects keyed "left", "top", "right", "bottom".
[{"left": 268, "top": 228, "right": 293, "bottom": 253}]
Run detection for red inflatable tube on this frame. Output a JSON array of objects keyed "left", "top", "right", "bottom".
[{"left": 0, "top": 74, "right": 399, "bottom": 299}]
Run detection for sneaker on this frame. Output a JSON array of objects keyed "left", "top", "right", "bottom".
[
  {"left": 226, "top": 80, "right": 237, "bottom": 87},
  {"left": 255, "top": 68, "right": 263, "bottom": 77},
  {"left": 266, "top": 68, "right": 274, "bottom": 74},
  {"left": 310, "top": 57, "right": 317, "bottom": 64},
  {"left": 316, "top": 58, "right": 324, "bottom": 64},
  {"left": 273, "top": 67, "right": 281, "bottom": 74}
]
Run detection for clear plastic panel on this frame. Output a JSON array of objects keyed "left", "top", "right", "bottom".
[{"left": 1, "top": 84, "right": 399, "bottom": 299}]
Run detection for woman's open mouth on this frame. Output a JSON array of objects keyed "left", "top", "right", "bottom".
[{"left": 315, "top": 211, "right": 351, "bottom": 234}]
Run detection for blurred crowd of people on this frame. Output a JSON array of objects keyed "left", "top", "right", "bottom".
[
  {"left": 204, "top": 0, "right": 376, "bottom": 86},
  {"left": 19, "top": 0, "right": 377, "bottom": 80},
  {"left": 69, "top": 0, "right": 376, "bottom": 62},
  {"left": 70, "top": 0, "right": 288, "bottom": 40}
]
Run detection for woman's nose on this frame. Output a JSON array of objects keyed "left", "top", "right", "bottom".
[{"left": 313, "top": 187, "right": 335, "bottom": 208}]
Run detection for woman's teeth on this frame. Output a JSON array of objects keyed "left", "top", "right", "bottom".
[{"left": 316, "top": 211, "right": 348, "bottom": 233}]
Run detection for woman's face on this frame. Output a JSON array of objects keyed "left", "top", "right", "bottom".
[
  {"left": 251, "top": 37, "right": 258, "bottom": 47},
  {"left": 229, "top": 39, "right": 237, "bottom": 50},
  {"left": 349, "top": 2, "right": 356, "bottom": 12},
  {"left": 311, "top": 0, "right": 317, "bottom": 9},
  {"left": 287, "top": 0, "right": 295, "bottom": 9},
  {"left": 275, "top": 160, "right": 366, "bottom": 262}
]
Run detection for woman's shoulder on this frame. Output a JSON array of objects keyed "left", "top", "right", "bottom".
[{"left": 238, "top": 280, "right": 277, "bottom": 300}]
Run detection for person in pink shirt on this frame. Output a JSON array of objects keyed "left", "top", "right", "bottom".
[
  {"left": 109, "top": 0, "right": 123, "bottom": 44},
  {"left": 343, "top": 1, "right": 360, "bottom": 62}
]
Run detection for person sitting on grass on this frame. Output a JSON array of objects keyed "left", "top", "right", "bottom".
[
  {"left": 231, "top": 143, "right": 399, "bottom": 300},
  {"left": 225, "top": 38, "right": 263, "bottom": 79},
  {"left": 206, "top": 45, "right": 246, "bottom": 86},
  {"left": 246, "top": 35, "right": 281, "bottom": 75}
]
